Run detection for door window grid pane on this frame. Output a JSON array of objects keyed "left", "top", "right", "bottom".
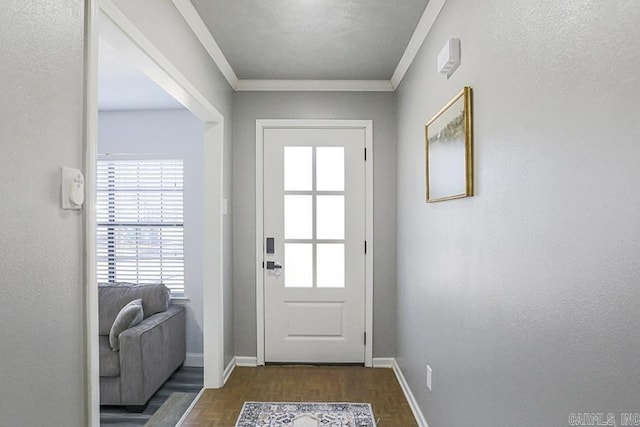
[
  {"left": 283, "top": 146, "right": 346, "bottom": 288},
  {"left": 284, "top": 146, "right": 312, "bottom": 191},
  {"left": 317, "top": 244, "right": 345, "bottom": 288},
  {"left": 284, "top": 243, "right": 313, "bottom": 288},
  {"left": 284, "top": 195, "right": 313, "bottom": 239},
  {"left": 316, "top": 147, "right": 344, "bottom": 191},
  {"left": 316, "top": 195, "right": 345, "bottom": 240}
]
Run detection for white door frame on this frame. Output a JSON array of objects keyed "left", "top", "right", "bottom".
[
  {"left": 255, "top": 119, "right": 374, "bottom": 367},
  {"left": 85, "top": 1, "right": 226, "bottom": 425}
]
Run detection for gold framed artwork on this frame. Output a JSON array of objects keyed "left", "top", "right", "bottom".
[{"left": 425, "top": 86, "right": 473, "bottom": 202}]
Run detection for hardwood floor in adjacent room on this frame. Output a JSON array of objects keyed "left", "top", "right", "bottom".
[
  {"left": 180, "top": 365, "right": 418, "bottom": 427},
  {"left": 100, "top": 366, "right": 203, "bottom": 426}
]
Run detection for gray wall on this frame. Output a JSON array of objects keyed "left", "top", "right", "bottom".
[
  {"left": 113, "top": 0, "right": 235, "bottom": 366},
  {"left": 232, "top": 92, "right": 397, "bottom": 358},
  {"left": 98, "top": 109, "right": 206, "bottom": 361},
  {"left": 0, "top": 1, "right": 86, "bottom": 426},
  {"left": 0, "top": 2, "right": 236, "bottom": 424},
  {"left": 395, "top": 0, "right": 640, "bottom": 426}
]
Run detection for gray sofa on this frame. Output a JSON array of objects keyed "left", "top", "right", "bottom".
[{"left": 99, "top": 283, "right": 186, "bottom": 407}]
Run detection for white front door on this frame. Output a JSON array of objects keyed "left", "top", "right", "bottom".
[{"left": 262, "top": 126, "right": 366, "bottom": 363}]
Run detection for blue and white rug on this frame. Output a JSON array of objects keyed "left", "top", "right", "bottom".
[{"left": 235, "top": 402, "right": 377, "bottom": 427}]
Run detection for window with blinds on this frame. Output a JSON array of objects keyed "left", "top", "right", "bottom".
[{"left": 96, "top": 157, "right": 184, "bottom": 296}]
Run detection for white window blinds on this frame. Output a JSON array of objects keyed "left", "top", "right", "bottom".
[{"left": 96, "top": 157, "right": 184, "bottom": 296}]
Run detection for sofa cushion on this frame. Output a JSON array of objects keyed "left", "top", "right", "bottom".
[
  {"left": 99, "top": 336, "right": 120, "bottom": 377},
  {"left": 109, "top": 298, "right": 144, "bottom": 351},
  {"left": 98, "top": 283, "right": 170, "bottom": 335}
]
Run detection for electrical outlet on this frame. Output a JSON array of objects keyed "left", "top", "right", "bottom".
[{"left": 426, "top": 365, "right": 432, "bottom": 391}]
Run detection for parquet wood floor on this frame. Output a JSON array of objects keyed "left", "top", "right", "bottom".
[{"left": 180, "top": 365, "right": 417, "bottom": 427}]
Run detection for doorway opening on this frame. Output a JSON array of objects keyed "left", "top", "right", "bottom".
[{"left": 86, "top": 2, "right": 225, "bottom": 425}]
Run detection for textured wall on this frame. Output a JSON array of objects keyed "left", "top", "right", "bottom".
[
  {"left": 0, "top": 1, "right": 86, "bottom": 426},
  {"left": 232, "top": 92, "right": 397, "bottom": 358},
  {"left": 395, "top": 0, "right": 640, "bottom": 426},
  {"left": 113, "top": 0, "right": 235, "bottom": 365},
  {"left": 99, "top": 109, "right": 205, "bottom": 359}
]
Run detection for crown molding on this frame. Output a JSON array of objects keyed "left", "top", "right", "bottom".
[
  {"left": 235, "top": 79, "right": 394, "bottom": 92},
  {"left": 172, "top": 0, "right": 239, "bottom": 89},
  {"left": 390, "top": 0, "right": 448, "bottom": 89}
]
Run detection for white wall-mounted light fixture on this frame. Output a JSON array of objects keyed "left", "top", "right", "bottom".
[{"left": 437, "top": 38, "right": 461, "bottom": 78}]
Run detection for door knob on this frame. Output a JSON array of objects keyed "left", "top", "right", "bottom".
[{"left": 266, "top": 261, "right": 282, "bottom": 270}]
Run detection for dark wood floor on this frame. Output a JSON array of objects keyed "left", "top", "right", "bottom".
[{"left": 181, "top": 365, "right": 417, "bottom": 427}]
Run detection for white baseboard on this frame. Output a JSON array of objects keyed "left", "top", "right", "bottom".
[
  {"left": 184, "top": 352, "right": 204, "bottom": 367},
  {"left": 235, "top": 356, "right": 258, "bottom": 367},
  {"left": 371, "top": 358, "right": 429, "bottom": 426},
  {"left": 175, "top": 386, "right": 204, "bottom": 427},
  {"left": 372, "top": 357, "right": 395, "bottom": 368},
  {"left": 390, "top": 359, "right": 429, "bottom": 427},
  {"left": 224, "top": 357, "right": 236, "bottom": 384},
  {"left": 177, "top": 356, "right": 240, "bottom": 427}
]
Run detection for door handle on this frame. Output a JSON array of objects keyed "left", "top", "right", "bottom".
[{"left": 266, "top": 261, "right": 282, "bottom": 270}]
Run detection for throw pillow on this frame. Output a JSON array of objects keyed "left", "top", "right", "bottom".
[{"left": 109, "top": 298, "right": 144, "bottom": 351}]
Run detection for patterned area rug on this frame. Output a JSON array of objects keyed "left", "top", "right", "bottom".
[{"left": 235, "top": 402, "right": 377, "bottom": 427}]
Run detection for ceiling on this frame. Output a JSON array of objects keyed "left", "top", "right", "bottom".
[
  {"left": 98, "top": 0, "right": 434, "bottom": 110},
  {"left": 98, "top": 38, "right": 183, "bottom": 111},
  {"left": 191, "top": 0, "right": 429, "bottom": 80}
]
